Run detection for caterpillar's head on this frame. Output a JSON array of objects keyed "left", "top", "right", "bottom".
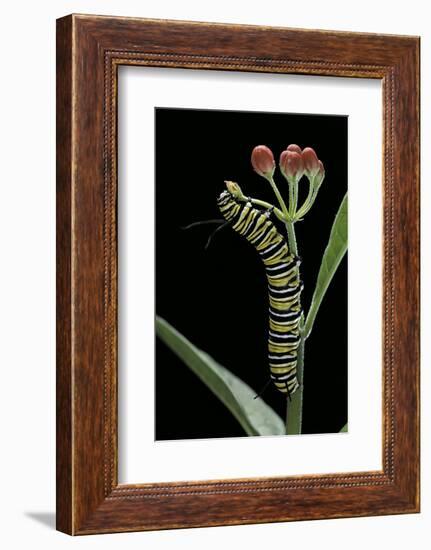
[
  {"left": 224, "top": 181, "right": 242, "bottom": 197},
  {"left": 221, "top": 180, "right": 243, "bottom": 198},
  {"left": 218, "top": 181, "right": 243, "bottom": 208}
]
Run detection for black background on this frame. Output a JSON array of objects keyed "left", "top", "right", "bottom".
[{"left": 155, "top": 107, "right": 347, "bottom": 440}]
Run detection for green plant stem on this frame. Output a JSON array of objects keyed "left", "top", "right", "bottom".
[
  {"left": 283, "top": 216, "right": 304, "bottom": 434},
  {"left": 254, "top": 174, "right": 307, "bottom": 434},
  {"left": 268, "top": 176, "right": 291, "bottom": 221},
  {"left": 286, "top": 334, "right": 305, "bottom": 434},
  {"left": 288, "top": 181, "right": 295, "bottom": 218},
  {"left": 292, "top": 180, "right": 299, "bottom": 215},
  {"left": 285, "top": 221, "right": 298, "bottom": 256},
  {"left": 295, "top": 177, "right": 315, "bottom": 219}
]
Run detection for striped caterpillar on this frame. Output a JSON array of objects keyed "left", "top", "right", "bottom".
[{"left": 217, "top": 189, "right": 303, "bottom": 397}]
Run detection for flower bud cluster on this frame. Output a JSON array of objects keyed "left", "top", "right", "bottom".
[
  {"left": 250, "top": 143, "right": 325, "bottom": 220},
  {"left": 280, "top": 145, "right": 324, "bottom": 186},
  {"left": 251, "top": 144, "right": 324, "bottom": 186}
]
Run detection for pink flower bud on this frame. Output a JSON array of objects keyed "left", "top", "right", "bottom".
[
  {"left": 251, "top": 145, "right": 275, "bottom": 178},
  {"left": 279, "top": 150, "right": 304, "bottom": 181},
  {"left": 286, "top": 144, "right": 302, "bottom": 154},
  {"left": 302, "top": 147, "right": 320, "bottom": 177}
]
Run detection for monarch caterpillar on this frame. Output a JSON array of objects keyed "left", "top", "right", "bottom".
[{"left": 217, "top": 189, "right": 303, "bottom": 397}]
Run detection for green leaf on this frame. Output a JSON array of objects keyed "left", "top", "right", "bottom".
[
  {"left": 340, "top": 423, "right": 348, "bottom": 433},
  {"left": 156, "top": 316, "right": 285, "bottom": 436},
  {"left": 304, "top": 193, "right": 348, "bottom": 339}
]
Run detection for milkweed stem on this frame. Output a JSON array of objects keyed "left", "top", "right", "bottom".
[
  {"left": 285, "top": 221, "right": 298, "bottom": 256},
  {"left": 229, "top": 175, "right": 306, "bottom": 434},
  {"left": 295, "top": 176, "right": 316, "bottom": 219},
  {"left": 268, "top": 176, "right": 291, "bottom": 222},
  {"left": 284, "top": 217, "right": 304, "bottom": 435},
  {"left": 286, "top": 330, "right": 305, "bottom": 434}
]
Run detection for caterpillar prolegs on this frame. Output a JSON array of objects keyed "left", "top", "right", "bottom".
[{"left": 217, "top": 190, "right": 303, "bottom": 397}]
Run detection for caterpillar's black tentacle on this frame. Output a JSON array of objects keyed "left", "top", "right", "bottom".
[
  {"left": 217, "top": 190, "right": 303, "bottom": 397},
  {"left": 285, "top": 382, "right": 292, "bottom": 402},
  {"left": 204, "top": 221, "right": 230, "bottom": 250},
  {"left": 253, "top": 378, "right": 272, "bottom": 400},
  {"left": 181, "top": 219, "right": 225, "bottom": 230}
]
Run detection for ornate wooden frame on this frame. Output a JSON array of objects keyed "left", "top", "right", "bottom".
[{"left": 56, "top": 14, "right": 420, "bottom": 535}]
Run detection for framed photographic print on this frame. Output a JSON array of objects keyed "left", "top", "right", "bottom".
[{"left": 56, "top": 14, "right": 420, "bottom": 535}]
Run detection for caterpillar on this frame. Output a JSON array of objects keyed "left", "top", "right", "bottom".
[{"left": 217, "top": 189, "right": 303, "bottom": 397}]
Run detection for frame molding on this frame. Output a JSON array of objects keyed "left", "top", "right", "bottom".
[{"left": 56, "top": 14, "right": 420, "bottom": 534}]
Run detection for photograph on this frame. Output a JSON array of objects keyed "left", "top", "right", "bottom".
[{"left": 155, "top": 107, "right": 348, "bottom": 440}]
